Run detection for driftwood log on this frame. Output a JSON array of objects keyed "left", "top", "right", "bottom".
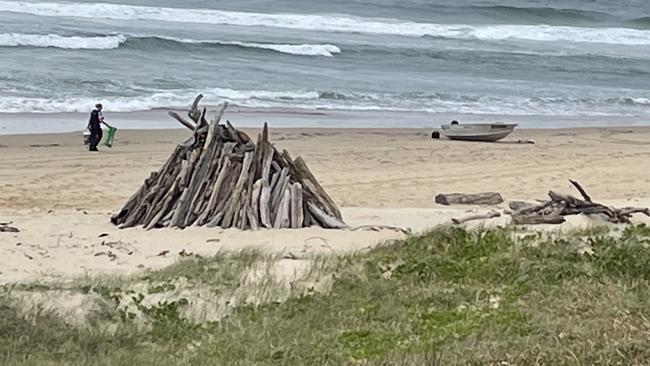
[
  {"left": 111, "top": 95, "right": 345, "bottom": 230},
  {"left": 451, "top": 210, "right": 501, "bottom": 225},
  {"left": 510, "top": 180, "right": 650, "bottom": 225},
  {"left": 435, "top": 192, "right": 504, "bottom": 206}
]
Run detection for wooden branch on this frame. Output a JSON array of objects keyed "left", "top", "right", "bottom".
[
  {"left": 569, "top": 180, "right": 592, "bottom": 203},
  {"left": 452, "top": 210, "right": 501, "bottom": 225},
  {"left": 168, "top": 111, "right": 195, "bottom": 131},
  {"left": 188, "top": 94, "right": 204, "bottom": 123}
]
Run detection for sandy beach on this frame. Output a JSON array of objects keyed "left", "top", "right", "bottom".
[{"left": 2, "top": 125, "right": 650, "bottom": 283}]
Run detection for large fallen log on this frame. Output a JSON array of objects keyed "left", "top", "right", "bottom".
[
  {"left": 111, "top": 96, "right": 345, "bottom": 230},
  {"left": 435, "top": 192, "right": 504, "bottom": 206}
]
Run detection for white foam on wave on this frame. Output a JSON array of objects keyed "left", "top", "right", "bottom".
[
  {"left": 159, "top": 37, "right": 341, "bottom": 56},
  {"left": 0, "top": 88, "right": 321, "bottom": 113},
  {"left": 1, "top": 88, "right": 649, "bottom": 117},
  {"left": 0, "top": 32, "right": 340, "bottom": 56},
  {"left": 1, "top": 1, "right": 649, "bottom": 45},
  {"left": 0, "top": 32, "right": 126, "bottom": 49}
]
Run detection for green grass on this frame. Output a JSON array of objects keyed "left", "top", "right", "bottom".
[{"left": 2, "top": 224, "right": 650, "bottom": 365}]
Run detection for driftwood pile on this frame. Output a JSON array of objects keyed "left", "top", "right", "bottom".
[
  {"left": 111, "top": 95, "right": 345, "bottom": 230},
  {"left": 509, "top": 180, "right": 650, "bottom": 225},
  {"left": 448, "top": 180, "right": 650, "bottom": 225}
]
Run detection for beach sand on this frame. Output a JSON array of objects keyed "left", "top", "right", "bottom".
[{"left": 2, "top": 125, "right": 650, "bottom": 283}]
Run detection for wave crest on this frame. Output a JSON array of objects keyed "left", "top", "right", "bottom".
[
  {"left": 0, "top": 33, "right": 126, "bottom": 49},
  {"left": 1, "top": 1, "right": 649, "bottom": 45},
  {"left": 152, "top": 37, "right": 340, "bottom": 56},
  {"left": 1, "top": 89, "right": 649, "bottom": 117},
  {"left": 0, "top": 32, "right": 341, "bottom": 56}
]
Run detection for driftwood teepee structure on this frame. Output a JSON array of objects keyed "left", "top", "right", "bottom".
[{"left": 111, "top": 95, "right": 345, "bottom": 230}]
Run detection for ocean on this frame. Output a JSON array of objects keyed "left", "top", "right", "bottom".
[{"left": 0, "top": 0, "right": 649, "bottom": 128}]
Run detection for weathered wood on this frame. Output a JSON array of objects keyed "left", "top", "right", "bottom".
[
  {"left": 247, "top": 200, "right": 259, "bottom": 230},
  {"left": 307, "top": 202, "right": 347, "bottom": 229},
  {"left": 273, "top": 188, "right": 291, "bottom": 229},
  {"left": 206, "top": 212, "right": 224, "bottom": 228},
  {"left": 293, "top": 156, "right": 342, "bottom": 220},
  {"left": 251, "top": 179, "right": 263, "bottom": 225},
  {"left": 569, "top": 179, "right": 592, "bottom": 202},
  {"left": 261, "top": 122, "right": 269, "bottom": 143},
  {"left": 451, "top": 210, "right": 501, "bottom": 225},
  {"left": 188, "top": 94, "right": 204, "bottom": 123},
  {"left": 511, "top": 212, "right": 566, "bottom": 225},
  {"left": 196, "top": 151, "right": 232, "bottom": 225},
  {"left": 168, "top": 111, "right": 195, "bottom": 131},
  {"left": 290, "top": 183, "right": 304, "bottom": 229},
  {"left": 259, "top": 183, "right": 272, "bottom": 228},
  {"left": 113, "top": 96, "right": 345, "bottom": 230},
  {"left": 169, "top": 148, "right": 202, "bottom": 228},
  {"left": 435, "top": 192, "right": 504, "bottom": 206},
  {"left": 509, "top": 201, "right": 535, "bottom": 211},
  {"left": 221, "top": 152, "right": 254, "bottom": 228},
  {"left": 270, "top": 168, "right": 289, "bottom": 215}
]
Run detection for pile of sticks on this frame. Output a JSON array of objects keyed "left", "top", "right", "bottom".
[
  {"left": 111, "top": 95, "right": 345, "bottom": 230},
  {"left": 509, "top": 180, "right": 650, "bottom": 225}
]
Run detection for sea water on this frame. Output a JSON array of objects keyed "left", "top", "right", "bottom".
[{"left": 0, "top": 0, "right": 648, "bottom": 129}]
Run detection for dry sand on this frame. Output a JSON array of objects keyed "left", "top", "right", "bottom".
[{"left": 2, "top": 126, "right": 650, "bottom": 283}]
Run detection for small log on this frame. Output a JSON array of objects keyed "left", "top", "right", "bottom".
[
  {"left": 509, "top": 201, "right": 535, "bottom": 211},
  {"left": 512, "top": 206, "right": 566, "bottom": 225},
  {"left": 290, "top": 182, "right": 304, "bottom": 229},
  {"left": 511, "top": 213, "right": 566, "bottom": 225},
  {"left": 513, "top": 200, "right": 554, "bottom": 216},
  {"left": 206, "top": 212, "right": 224, "bottom": 228},
  {"left": 435, "top": 192, "right": 504, "bottom": 206},
  {"left": 307, "top": 202, "right": 347, "bottom": 229},
  {"left": 452, "top": 210, "right": 501, "bottom": 225}
]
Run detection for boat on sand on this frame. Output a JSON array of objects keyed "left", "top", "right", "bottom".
[{"left": 440, "top": 122, "right": 517, "bottom": 142}]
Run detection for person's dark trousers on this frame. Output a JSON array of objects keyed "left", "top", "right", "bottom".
[{"left": 89, "top": 129, "right": 103, "bottom": 151}]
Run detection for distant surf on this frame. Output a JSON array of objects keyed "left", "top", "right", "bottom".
[
  {"left": 1, "top": 1, "right": 649, "bottom": 45},
  {"left": 0, "top": 32, "right": 341, "bottom": 56}
]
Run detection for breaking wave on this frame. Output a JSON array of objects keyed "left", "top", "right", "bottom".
[
  {"left": 1, "top": 89, "right": 649, "bottom": 117},
  {"left": 0, "top": 33, "right": 126, "bottom": 49},
  {"left": 1, "top": 1, "right": 649, "bottom": 45},
  {"left": 0, "top": 32, "right": 341, "bottom": 56}
]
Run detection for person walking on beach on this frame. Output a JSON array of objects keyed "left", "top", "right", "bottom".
[{"left": 87, "top": 103, "right": 107, "bottom": 152}]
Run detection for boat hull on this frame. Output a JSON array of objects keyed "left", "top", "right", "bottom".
[{"left": 440, "top": 123, "right": 516, "bottom": 142}]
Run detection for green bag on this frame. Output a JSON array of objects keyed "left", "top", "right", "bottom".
[{"left": 102, "top": 126, "right": 117, "bottom": 147}]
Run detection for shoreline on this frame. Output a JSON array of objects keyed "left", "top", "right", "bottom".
[
  {"left": 1, "top": 126, "right": 650, "bottom": 282},
  {"left": 1, "top": 108, "right": 648, "bottom": 135}
]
